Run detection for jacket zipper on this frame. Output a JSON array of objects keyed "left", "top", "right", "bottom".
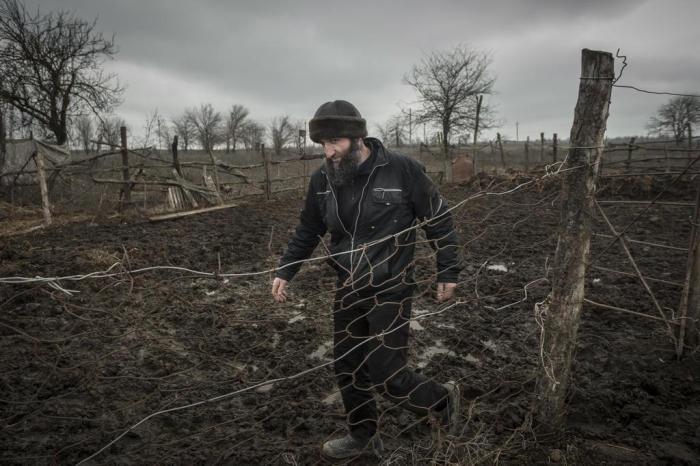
[
  {"left": 324, "top": 172, "right": 352, "bottom": 255},
  {"left": 350, "top": 161, "right": 389, "bottom": 275},
  {"left": 323, "top": 161, "right": 389, "bottom": 276}
]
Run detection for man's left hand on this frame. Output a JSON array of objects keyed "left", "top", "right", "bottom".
[{"left": 437, "top": 282, "right": 457, "bottom": 303}]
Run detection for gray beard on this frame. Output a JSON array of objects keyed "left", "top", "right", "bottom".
[{"left": 325, "top": 140, "right": 362, "bottom": 187}]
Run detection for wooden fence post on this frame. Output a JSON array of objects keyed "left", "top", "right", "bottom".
[
  {"left": 120, "top": 126, "right": 131, "bottom": 204},
  {"left": 33, "top": 146, "right": 52, "bottom": 226},
  {"left": 524, "top": 136, "right": 530, "bottom": 172},
  {"left": 206, "top": 149, "right": 224, "bottom": 205},
  {"left": 625, "top": 136, "right": 636, "bottom": 171},
  {"left": 497, "top": 132, "right": 505, "bottom": 170},
  {"left": 171, "top": 135, "right": 182, "bottom": 176},
  {"left": 535, "top": 49, "right": 614, "bottom": 434},
  {"left": 262, "top": 144, "right": 271, "bottom": 199},
  {"left": 552, "top": 132, "right": 558, "bottom": 163},
  {"left": 688, "top": 123, "right": 693, "bottom": 153},
  {"left": 677, "top": 177, "right": 700, "bottom": 355},
  {"left": 0, "top": 106, "right": 5, "bottom": 166},
  {"left": 473, "top": 95, "right": 482, "bottom": 147},
  {"left": 540, "top": 132, "right": 545, "bottom": 163}
]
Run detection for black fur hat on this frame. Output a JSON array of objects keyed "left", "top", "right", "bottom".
[{"left": 309, "top": 100, "right": 367, "bottom": 143}]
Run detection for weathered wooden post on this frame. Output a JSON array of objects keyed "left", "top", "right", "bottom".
[
  {"left": 261, "top": 144, "right": 271, "bottom": 199},
  {"left": 540, "top": 132, "right": 545, "bottom": 163},
  {"left": 552, "top": 132, "right": 558, "bottom": 163},
  {"left": 0, "top": 106, "right": 6, "bottom": 165},
  {"left": 171, "top": 135, "right": 182, "bottom": 177},
  {"left": 524, "top": 136, "right": 530, "bottom": 172},
  {"left": 206, "top": 149, "right": 224, "bottom": 205},
  {"left": 33, "top": 145, "right": 52, "bottom": 226},
  {"left": 497, "top": 132, "right": 505, "bottom": 170},
  {"left": 677, "top": 178, "right": 700, "bottom": 355},
  {"left": 625, "top": 136, "right": 636, "bottom": 171},
  {"left": 120, "top": 126, "right": 131, "bottom": 204},
  {"left": 473, "top": 95, "right": 483, "bottom": 147},
  {"left": 535, "top": 49, "right": 613, "bottom": 434},
  {"left": 688, "top": 123, "right": 693, "bottom": 152}
]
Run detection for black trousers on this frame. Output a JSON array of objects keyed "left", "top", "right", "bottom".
[{"left": 332, "top": 285, "right": 449, "bottom": 441}]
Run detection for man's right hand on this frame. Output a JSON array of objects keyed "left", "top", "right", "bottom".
[{"left": 271, "top": 277, "right": 289, "bottom": 303}]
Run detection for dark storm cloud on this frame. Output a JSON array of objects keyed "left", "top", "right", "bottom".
[{"left": 26, "top": 0, "right": 699, "bottom": 138}]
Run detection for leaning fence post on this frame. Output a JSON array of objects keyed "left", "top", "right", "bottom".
[
  {"left": 535, "top": 49, "right": 613, "bottom": 435},
  {"left": 677, "top": 176, "right": 700, "bottom": 356},
  {"left": 552, "top": 132, "right": 558, "bottom": 163},
  {"left": 120, "top": 126, "right": 131, "bottom": 204}
]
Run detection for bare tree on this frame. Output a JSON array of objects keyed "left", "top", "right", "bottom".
[
  {"left": 375, "top": 114, "right": 409, "bottom": 147},
  {"left": 0, "top": 0, "right": 123, "bottom": 144},
  {"left": 225, "top": 104, "right": 249, "bottom": 153},
  {"left": 647, "top": 96, "right": 700, "bottom": 145},
  {"left": 171, "top": 113, "right": 196, "bottom": 152},
  {"left": 269, "top": 115, "right": 296, "bottom": 156},
  {"left": 240, "top": 120, "right": 265, "bottom": 150},
  {"left": 99, "top": 115, "right": 126, "bottom": 148},
  {"left": 142, "top": 108, "right": 170, "bottom": 150},
  {"left": 186, "top": 104, "right": 223, "bottom": 152},
  {"left": 74, "top": 115, "right": 93, "bottom": 153},
  {"left": 404, "top": 44, "right": 496, "bottom": 157}
]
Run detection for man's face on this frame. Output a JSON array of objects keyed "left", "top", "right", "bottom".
[
  {"left": 322, "top": 138, "right": 361, "bottom": 187},
  {"left": 321, "top": 138, "right": 352, "bottom": 167}
]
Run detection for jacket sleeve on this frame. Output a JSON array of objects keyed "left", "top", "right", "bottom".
[
  {"left": 408, "top": 161, "right": 463, "bottom": 283},
  {"left": 276, "top": 176, "right": 327, "bottom": 281}
]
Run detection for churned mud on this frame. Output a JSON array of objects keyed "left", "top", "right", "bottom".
[{"left": 1, "top": 175, "right": 698, "bottom": 465}]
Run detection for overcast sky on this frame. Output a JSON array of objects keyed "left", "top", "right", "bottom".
[{"left": 29, "top": 0, "right": 700, "bottom": 142}]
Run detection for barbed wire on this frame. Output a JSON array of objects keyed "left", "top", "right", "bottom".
[
  {"left": 1, "top": 148, "right": 695, "bottom": 464},
  {"left": 0, "top": 160, "right": 585, "bottom": 289}
]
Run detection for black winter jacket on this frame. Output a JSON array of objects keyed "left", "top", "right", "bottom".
[{"left": 276, "top": 138, "right": 462, "bottom": 292}]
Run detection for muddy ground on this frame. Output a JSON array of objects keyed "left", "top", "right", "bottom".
[{"left": 1, "top": 174, "right": 699, "bottom": 465}]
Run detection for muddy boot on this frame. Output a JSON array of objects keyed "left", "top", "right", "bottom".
[
  {"left": 437, "top": 381, "right": 461, "bottom": 435},
  {"left": 321, "top": 434, "right": 383, "bottom": 460}
]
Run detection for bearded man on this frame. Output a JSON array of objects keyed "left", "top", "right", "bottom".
[{"left": 271, "top": 100, "right": 462, "bottom": 460}]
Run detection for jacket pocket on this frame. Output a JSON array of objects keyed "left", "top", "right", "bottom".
[{"left": 372, "top": 187, "right": 406, "bottom": 204}]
